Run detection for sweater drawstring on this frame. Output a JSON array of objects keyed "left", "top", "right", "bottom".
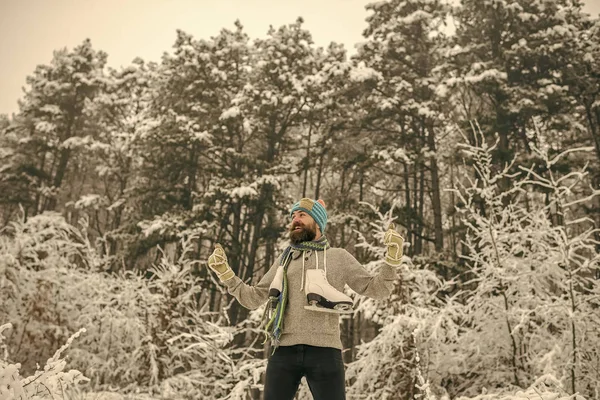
[{"left": 300, "top": 250, "right": 306, "bottom": 291}]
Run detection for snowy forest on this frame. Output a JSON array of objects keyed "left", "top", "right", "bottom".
[{"left": 1, "top": 0, "right": 600, "bottom": 399}]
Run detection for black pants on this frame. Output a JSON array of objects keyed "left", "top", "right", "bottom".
[{"left": 263, "top": 344, "right": 345, "bottom": 400}]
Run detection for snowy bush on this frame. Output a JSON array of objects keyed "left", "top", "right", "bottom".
[
  {"left": 3, "top": 211, "right": 97, "bottom": 271},
  {"left": 0, "top": 212, "right": 248, "bottom": 398},
  {"left": 448, "top": 132, "right": 600, "bottom": 396},
  {"left": 0, "top": 323, "right": 89, "bottom": 399},
  {"left": 455, "top": 374, "right": 586, "bottom": 400}
]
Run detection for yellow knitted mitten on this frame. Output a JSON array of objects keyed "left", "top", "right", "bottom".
[
  {"left": 383, "top": 223, "right": 404, "bottom": 267},
  {"left": 207, "top": 244, "right": 235, "bottom": 282}
]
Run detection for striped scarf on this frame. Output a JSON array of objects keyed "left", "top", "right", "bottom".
[{"left": 263, "top": 236, "right": 329, "bottom": 351}]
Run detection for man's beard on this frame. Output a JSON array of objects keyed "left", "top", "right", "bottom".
[{"left": 289, "top": 221, "right": 317, "bottom": 244}]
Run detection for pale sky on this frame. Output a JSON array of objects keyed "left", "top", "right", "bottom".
[{"left": 1, "top": 0, "right": 599, "bottom": 117}]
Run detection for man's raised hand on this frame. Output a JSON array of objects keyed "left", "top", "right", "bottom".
[{"left": 207, "top": 244, "right": 235, "bottom": 282}]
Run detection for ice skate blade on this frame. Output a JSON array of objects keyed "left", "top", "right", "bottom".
[{"left": 304, "top": 305, "right": 354, "bottom": 314}]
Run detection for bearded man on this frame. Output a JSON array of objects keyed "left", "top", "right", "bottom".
[{"left": 208, "top": 198, "right": 405, "bottom": 400}]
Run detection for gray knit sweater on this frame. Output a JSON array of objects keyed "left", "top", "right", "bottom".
[{"left": 223, "top": 247, "right": 397, "bottom": 350}]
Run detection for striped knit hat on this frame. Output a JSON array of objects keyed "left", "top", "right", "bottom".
[{"left": 290, "top": 198, "right": 328, "bottom": 233}]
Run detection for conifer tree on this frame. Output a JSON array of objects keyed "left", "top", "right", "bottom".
[
  {"left": 353, "top": 0, "right": 450, "bottom": 254},
  {"left": 15, "top": 39, "right": 107, "bottom": 214}
]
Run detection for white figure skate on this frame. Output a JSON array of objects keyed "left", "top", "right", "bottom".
[
  {"left": 269, "top": 266, "right": 285, "bottom": 297},
  {"left": 268, "top": 265, "right": 285, "bottom": 308},
  {"left": 304, "top": 269, "right": 353, "bottom": 314}
]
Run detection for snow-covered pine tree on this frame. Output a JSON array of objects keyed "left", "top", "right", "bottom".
[
  {"left": 14, "top": 39, "right": 107, "bottom": 215},
  {"left": 129, "top": 23, "right": 254, "bottom": 311},
  {"left": 558, "top": 15, "right": 600, "bottom": 247},
  {"left": 0, "top": 116, "right": 38, "bottom": 225},
  {"left": 446, "top": 0, "right": 593, "bottom": 181},
  {"left": 352, "top": 0, "right": 450, "bottom": 255},
  {"left": 206, "top": 17, "right": 344, "bottom": 330},
  {"left": 75, "top": 58, "right": 156, "bottom": 270}
]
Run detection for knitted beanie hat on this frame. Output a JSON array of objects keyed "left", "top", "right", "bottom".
[{"left": 290, "top": 198, "right": 328, "bottom": 233}]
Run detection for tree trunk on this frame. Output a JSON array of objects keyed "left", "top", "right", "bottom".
[
  {"left": 404, "top": 163, "right": 412, "bottom": 254},
  {"left": 231, "top": 200, "right": 243, "bottom": 276},
  {"left": 584, "top": 104, "right": 600, "bottom": 165},
  {"left": 302, "top": 124, "right": 312, "bottom": 198},
  {"left": 502, "top": 290, "right": 522, "bottom": 387},
  {"left": 359, "top": 168, "right": 365, "bottom": 202},
  {"left": 184, "top": 142, "right": 199, "bottom": 210},
  {"left": 417, "top": 162, "right": 425, "bottom": 254},
  {"left": 427, "top": 125, "right": 444, "bottom": 251},
  {"left": 45, "top": 147, "right": 72, "bottom": 211},
  {"left": 315, "top": 150, "right": 325, "bottom": 200},
  {"left": 33, "top": 150, "right": 47, "bottom": 217},
  {"left": 45, "top": 111, "right": 77, "bottom": 212},
  {"left": 494, "top": 102, "right": 513, "bottom": 202},
  {"left": 228, "top": 199, "right": 263, "bottom": 329},
  {"left": 450, "top": 159, "right": 457, "bottom": 260}
]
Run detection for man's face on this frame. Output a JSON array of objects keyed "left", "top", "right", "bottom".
[{"left": 289, "top": 210, "right": 318, "bottom": 244}]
